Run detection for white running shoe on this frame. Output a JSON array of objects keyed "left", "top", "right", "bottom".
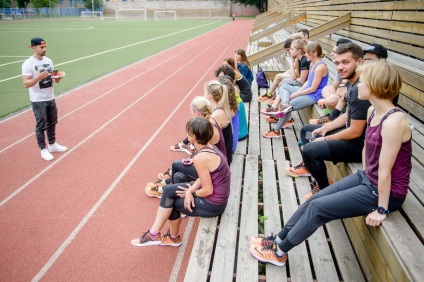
[
  {"left": 48, "top": 142, "right": 68, "bottom": 153},
  {"left": 41, "top": 149, "right": 54, "bottom": 161}
]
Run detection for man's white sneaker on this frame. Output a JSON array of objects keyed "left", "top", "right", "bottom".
[
  {"left": 41, "top": 149, "right": 54, "bottom": 161},
  {"left": 48, "top": 142, "right": 68, "bottom": 153}
]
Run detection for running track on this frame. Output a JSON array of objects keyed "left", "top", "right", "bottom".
[{"left": 0, "top": 20, "right": 253, "bottom": 281}]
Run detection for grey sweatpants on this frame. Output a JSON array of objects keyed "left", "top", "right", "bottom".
[{"left": 277, "top": 170, "right": 405, "bottom": 253}]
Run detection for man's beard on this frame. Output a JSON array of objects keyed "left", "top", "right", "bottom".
[{"left": 344, "top": 69, "right": 356, "bottom": 80}]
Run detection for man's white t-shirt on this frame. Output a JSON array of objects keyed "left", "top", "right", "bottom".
[{"left": 22, "top": 56, "right": 55, "bottom": 102}]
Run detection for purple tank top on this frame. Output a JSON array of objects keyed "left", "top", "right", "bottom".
[
  {"left": 212, "top": 118, "right": 227, "bottom": 160},
  {"left": 365, "top": 108, "right": 412, "bottom": 199},
  {"left": 199, "top": 146, "right": 231, "bottom": 205},
  {"left": 305, "top": 61, "right": 329, "bottom": 102}
]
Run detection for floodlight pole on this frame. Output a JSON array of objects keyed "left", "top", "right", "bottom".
[{"left": 91, "top": 0, "right": 94, "bottom": 17}]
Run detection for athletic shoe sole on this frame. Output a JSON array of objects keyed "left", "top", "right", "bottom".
[
  {"left": 249, "top": 246, "right": 286, "bottom": 266},
  {"left": 131, "top": 239, "right": 162, "bottom": 247}
]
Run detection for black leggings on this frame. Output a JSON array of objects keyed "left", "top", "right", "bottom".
[
  {"left": 300, "top": 124, "right": 363, "bottom": 189},
  {"left": 164, "top": 160, "right": 198, "bottom": 185},
  {"left": 160, "top": 183, "right": 227, "bottom": 220}
]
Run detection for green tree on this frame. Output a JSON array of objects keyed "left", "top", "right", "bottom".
[
  {"left": 232, "top": 0, "right": 267, "bottom": 13},
  {"left": 16, "top": 0, "right": 30, "bottom": 8},
  {"left": 32, "top": 0, "right": 59, "bottom": 8},
  {"left": 0, "top": 0, "right": 11, "bottom": 9},
  {"left": 82, "top": 0, "right": 101, "bottom": 11}
]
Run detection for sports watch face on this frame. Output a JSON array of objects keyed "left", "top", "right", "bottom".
[{"left": 377, "top": 206, "right": 388, "bottom": 214}]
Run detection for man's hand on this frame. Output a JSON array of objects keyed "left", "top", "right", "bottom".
[
  {"left": 36, "top": 70, "right": 49, "bottom": 81},
  {"left": 312, "top": 125, "right": 327, "bottom": 137}
]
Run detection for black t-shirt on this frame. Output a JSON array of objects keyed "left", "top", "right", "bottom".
[
  {"left": 236, "top": 76, "right": 253, "bottom": 102},
  {"left": 300, "top": 55, "right": 311, "bottom": 71},
  {"left": 346, "top": 78, "right": 371, "bottom": 141}
]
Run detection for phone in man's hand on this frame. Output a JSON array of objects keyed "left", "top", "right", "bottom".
[{"left": 305, "top": 131, "right": 316, "bottom": 141}]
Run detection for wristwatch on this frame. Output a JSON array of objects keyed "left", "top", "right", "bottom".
[{"left": 376, "top": 206, "right": 390, "bottom": 214}]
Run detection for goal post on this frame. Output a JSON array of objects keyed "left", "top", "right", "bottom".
[
  {"left": 154, "top": 11, "right": 177, "bottom": 21},
  {"left": 115, "top": 9, "right": 147, "bottom": 21},
  {"left": 81, "top": 11, "right": 104, "bottom": 20}
]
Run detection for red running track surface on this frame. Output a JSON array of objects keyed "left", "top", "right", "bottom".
[{"left": 0, "top": 20, "right": 253, "bottom": 281}]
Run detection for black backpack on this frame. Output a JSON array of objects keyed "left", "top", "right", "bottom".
[{"left": 256, "top": 67, "right": 269, "bottom": 89}]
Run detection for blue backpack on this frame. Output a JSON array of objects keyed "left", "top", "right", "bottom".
[{"left": 256, "top": 67, "right": 269, "bottom": 89}]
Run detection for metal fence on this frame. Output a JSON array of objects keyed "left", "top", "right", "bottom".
[{"left": 0, "top": 7, "right": 95, "bottom": 20}]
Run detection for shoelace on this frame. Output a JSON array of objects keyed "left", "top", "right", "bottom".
[
  {"left": 141, "top": 231, "right": 157, "bottom": 242},
  {"left": 261, "top": 234, "right": 276, "bottom": 246}
]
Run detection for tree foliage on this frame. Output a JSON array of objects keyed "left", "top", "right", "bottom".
[
  {"left": 82, "top": 0, "right": 102, "bottom": 11},
  {"left": 32, "top": 0, "right": 59, "bottom": 8},
  {"left": 16, "top": 0, "right": 30, "bottom": 8},
  {"left": 0, "top": 0, "right": 11, "bottom": 9},
  {"left": 232, "top": 0, "right": 267, "bottom": 13}
]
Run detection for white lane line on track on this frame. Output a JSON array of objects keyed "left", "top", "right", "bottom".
[
  {"left": 0, "top": 21, "right": 221, "bottom": 84},
  {"left": 0, "top": 21, "right": 222, "bottom": 154},
  {"left": 0, "top": 22, "right": 224, "bottom": 206},
  {"left": 32, "top": 24, "right": 240, "bottom": 282},
  {"left": 0, "top": 59, "right": 25, "bottom": 67}
]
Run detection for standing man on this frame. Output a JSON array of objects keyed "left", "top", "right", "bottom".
[
  {"left": 286, "top": 43, "right": 370, "bottom": 199},
  {"left": 22, "top": 37, "right": 67, "bottom": 161}
]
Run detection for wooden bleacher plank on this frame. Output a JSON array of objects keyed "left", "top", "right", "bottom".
[
  {"left": 253, "top": 12, "right": 283, "bottom": 29},
  {"left": 252, "top": 13, "right": 291, "bottom": 34},
  {"left": 255, "top": 11, "right": 274, "bottom": 21},
  {"left": 309, "top": 13, "right": 351, "bottom": 41},
  {"left": 250, "top": 13, "right": 306, "bottom": 43},
  {"left": 262, "top": 159, "right": 287, "bottom": 281},
  {"left": 325, "top": 220, "right": 365, "bottom": 281},
  {"left": 343, "top": 218, "right": 383, "bottom": 281},
  {"left": 259, "top": 101, "right": 273, "bottom": 160},
  {"left": 248, "top": 82, "right": 260, "bottom": 156},
  {"left": 235, "top": 155, "right": 259, "bottom": 281},
  {"left": 184, "top": 216, "right": 219, "bottom": 282},
  {"left": 249, "top": 13, "right": 351, "bottom": 68},
  {"left": 209, "top": 154, "right": 244, "bottom": 281},
  {"left": 235, "top": 102, "right": 249, "bottom": 155},
  {"left": 276, "top": 160, "right": 313, "bottom": 281},
  {"left": 295, "top": 178, "right": 340, "bottom": 282},
  {"left": 253, "top": 11, "right": 279, "bottom": 27}
]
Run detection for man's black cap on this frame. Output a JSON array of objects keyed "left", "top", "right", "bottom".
[
  {"left": 28, "top": 37, "right": 46, "bottom": 48},
  {"left": 364, "top": 43, "right": 388, "bottom": 59}
]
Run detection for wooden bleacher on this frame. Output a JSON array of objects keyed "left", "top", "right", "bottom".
[
  {"left": 185, "top": 3, "right": 424, "bottom": 281},
  {"left": 246, "top": 3, "right": 424, "bottom": 281}
]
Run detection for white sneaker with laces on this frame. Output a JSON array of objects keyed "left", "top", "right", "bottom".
[
  {"left": 41, "top": 149, "right": 54, "bottom": 161},
  {"left": 48, "top": 142, "right": 68, "bottom": 153}
]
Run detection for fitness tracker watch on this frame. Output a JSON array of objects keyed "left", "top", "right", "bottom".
[{"left": 376, "top": 206, "right": 390, "bottom": 215}]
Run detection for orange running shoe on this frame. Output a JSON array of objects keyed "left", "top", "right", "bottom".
[
  {"left": 249, "top": 244, "right": 287, "bottom": 267},
  {"left": 160, "top": 229, "right": 182, "bottom": 247},
  {"left": 282, "top": 118, "right": 295, "bottom": 128},
  {"left": 305, "top": 179, "right": 334, "bottom": 200},
  {"left": 285, "top": 162, "right": 311, "bottom": 177},
  {"left": 250, "top": 233, "right": 277, "bottom": 247},
  {"left": 265, "top": 115, "right": 279, "bottom": 123}
]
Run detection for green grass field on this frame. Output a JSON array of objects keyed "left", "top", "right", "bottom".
[{"left": 0, "top": 19, "right": 228, "bottom": 118}]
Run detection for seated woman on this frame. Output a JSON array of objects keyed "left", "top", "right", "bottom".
[
  {"left": 261, "top": 39, "right": 310, "bottom": 116},
  {"left": 222, "top": 57, "right": 253, "bottom": 102},
  {"left": 263, "top": 42, "right": 328, "bottom": 138},
  {"left": 218, "top": 75, "right": 240, "bottom": 153},
  {"left": 215, "top": 63, "right": 249, "bottom": 141},
  {"left": 132, "top": 117, "right": 231, "bottom": 247},
  {"left": 234, "top": 48, "right": 254, "bottom": 87},
  {"left": 258, "top": 33, "right": 304, "bottom": 102},
  {"left": 205, "top": 80, "right": 233, "bottom": 165},
  {"left": 145, "top": 96, "right": 226, "bottom": 198},
  {"left": 249, "top": 61, "right": 411, "bottom": 266}
]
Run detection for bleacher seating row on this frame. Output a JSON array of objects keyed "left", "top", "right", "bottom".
[{"left": 185, "top": 5, "right": 424, "bottom": 281}]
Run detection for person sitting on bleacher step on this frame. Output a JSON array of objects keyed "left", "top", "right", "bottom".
[
  {"left": 249, "top": 60, "right": 412, "bottom": 267},
  {"left": 287, "top": 43, "right": 370, "bottom": 200}
]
